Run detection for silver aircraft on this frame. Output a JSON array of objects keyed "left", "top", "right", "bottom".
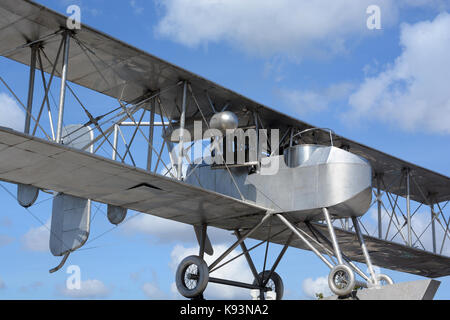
[{"left": 0, "top": 0, "right": 449, "bottom": 300}]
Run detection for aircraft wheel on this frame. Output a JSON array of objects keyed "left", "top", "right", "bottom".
[
  {"left": 376, "top": 274, "right": 394, "bottom": 286},
  {"left": 175, "top": 255, "right": 209, "bottom": 299},
  {"left": 328, "top": 264, "right": 355, "bottom": 296},
  {"left": 252, "top": 271, "right": 284, "bottom": 300}
]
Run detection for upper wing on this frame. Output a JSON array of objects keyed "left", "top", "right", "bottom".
[
  {"left": 1, "top": 0, "right": 449, "bottom": 205},
  {"left": 0, "top": 127, "right": 267, "bottom": 229}
]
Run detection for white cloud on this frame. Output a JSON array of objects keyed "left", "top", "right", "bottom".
[
  {"left": 155, "top": 0, "right": 399, "bottom": 60},
  {"left": 123, "top": 214, "right": 195, "bottom": 243},
  {"left": 278, "top": 82, "right": 355, "bottom": 116},
  {"left": 21, "top": 221, "right": 50, "bottom": 252},
  {"left": 20, "top": 282, "right": 44, "bottom": 294},
  {"left": 60, "top": 0, "right": 102, "bottom": 17},
  {"left": 122, "top": 214, "right": 234, "bottom": 245},
  {"left": 0, "top": 277, "right": 5, "bottom": 289},
  {"left": 263, "top": 56, "right": 286, "bottom": 83},
  {"left": 346, "top": 12, "right": 450, "bottom": 134},
  {"left": 400, "top": 0, "right": 450, "bottom": 10},
  {"left": 59, "top": 279, "right": 110, "bottom": 298},
  {"left": 170, "top": 244, "right": 253, "bottom": 300},
  {"left": 0, "top": 93, "right": 25, "bottom": 131},
  {"left": 0, "top": 217, "right": 12, "bottom": 227},
  {"left": 130, "top": 267, "right": 168, "bottom": 299},
  {"left": 130, "top": 0, "right": 144, "bottom": 14},
  {"left": 363, "top": 206, "right": 450, "bottom": 256},
  {"left": 0, "top": 234, "right": 13, "bottom": 247},
  {"left": 302, "top": 276, "right": 332, "bottom": 299},
  {"left": 142, "top": 282, "right": 166, "bottom": 299}
]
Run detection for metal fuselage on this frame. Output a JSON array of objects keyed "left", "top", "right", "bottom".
[{"left": 186, "top": 145, "right": 372, "bottom": 220}]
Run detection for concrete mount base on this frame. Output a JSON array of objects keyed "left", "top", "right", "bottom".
[{"left": 324, "top": 279, "right": 441, "bottom": 300}]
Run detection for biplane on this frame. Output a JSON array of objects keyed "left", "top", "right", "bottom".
[{"left": 0, "top": 0, "right": 449, "bottom": 300}]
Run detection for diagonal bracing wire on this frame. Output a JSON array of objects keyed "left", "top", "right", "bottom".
[
  {"left": 188, "top": 84, "right": 245, "bottom": 200},
  {"left": 0, "top": 183, "right": 72, "bottom": 254},
  {"left": 0, "top": 76, "right": 52, "bottom": 141},
  {"left": 39, "top": 47, "right": 128, "bottom": 162}
]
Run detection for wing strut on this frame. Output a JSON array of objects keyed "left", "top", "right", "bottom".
[
  {"left": 194, "top": 225, "right": 214, "bottom": 257},
  {"left": 351, "top": 216, "right": 379, "bottom": 285}
]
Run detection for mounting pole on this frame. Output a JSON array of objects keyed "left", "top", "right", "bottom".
[
  {"left": 177, "top": 81, "right": 187, "bottom": 180},
  {"left": 56, "top": 31, "right": 71, "bottom": 143},
  {"left": 24, "top": 45, "right": 38, "bottom": 134}
]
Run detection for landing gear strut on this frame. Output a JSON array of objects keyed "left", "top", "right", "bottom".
[
  {"left": 277, "top": 208, "right": 394, "bottom": 298},
  {"left": 175, "top": 213, "right": 287, "bottom": 300}
]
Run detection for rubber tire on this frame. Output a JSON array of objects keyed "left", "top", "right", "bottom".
[
  {"left": 328, "top": 264, "right": 356, "bottom": 297},
  {"left": 175, "top": 255, "right": 209, "bottom": 298},
  {"left": 252, "top": 271, "right": 284, "bottom": 300},
  {"left": 376, "top": 274, "right": 394, "bottom": 286}
]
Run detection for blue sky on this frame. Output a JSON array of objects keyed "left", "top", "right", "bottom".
[{"left": 0, "top": 0, "right": 449, "bottom": 299}]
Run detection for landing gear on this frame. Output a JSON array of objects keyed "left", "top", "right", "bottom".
[
  {"left": 252, "top": 271, "right": 284, "bottom": 300},
  {"left": 277, "top": 209, "right": 396, "bottom": 298},
  {"left": 322, "top": 209, "right": 356, "bottom": 296},
  {"left": 328, "top": 264, "right": 356, "bottom": 296},
  {"left": 175, "top": 255, "right": 209, "bottom": 299},
  {"left": 175, "top": 210, "right": 391, "bottom": 300},
  {"left": 175, "top": 213, "right": 291, "bottom": 300}
]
